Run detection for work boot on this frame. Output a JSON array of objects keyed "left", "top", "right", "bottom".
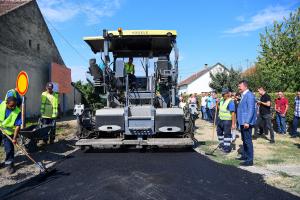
[
  {"left": 240, "top": 161, "right": 253, "bottom": 166},
  {"left": 6, "top": 164, "right": 15, "bottom": 175},
  {"left": 235, "top": 156, "right": 247, "bottom": 161},
  {"left": 222, "top": 147, "right": 231, "bottom": 154},
  {"left": 218, "top": 143, "right": 224, "bottom": 150}
]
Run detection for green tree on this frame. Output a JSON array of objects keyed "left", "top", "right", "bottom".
[
  {"left": 247, "top": 8, "right": 300, "bottom": 92},
  {"left": 74, "top": 81, "right": 105, "bottom": 109},
  {"left": 209, "top": 68, "right": 242, "bottom": 93}
]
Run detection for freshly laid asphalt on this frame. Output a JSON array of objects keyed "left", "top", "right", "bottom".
[{"left": 1, "top": 149, "right": 299, "bottom": 200}]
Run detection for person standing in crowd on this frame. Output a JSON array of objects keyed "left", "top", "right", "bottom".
[
  {"left": 291, "top": 90, "right": 300, "bottom": 138},
  {"left": 216, "top": 88, "right": 236, "bottom": 153},
  {"left": 254, "top": 87, "right": 275, "bottom": 143},
  {"left": 179, "top": 97, "right": 186, "bottom": 108},
  {"left": 206, "top": 93, "right": 212, "bottom": 121},
  {"left": 275, "top": 92, "right": 289, "bottom": 134},
  {"left": 209, "top": 93, "right": 217, "bottom": 123},
  {"left": 237, "top": 80, "right": 256, "bottom": 166},
  {"left": 201, "top": 93, "right": 208, "bottom": 120},
  {"left": 188, "top": 94, "right": 197, "bottom": 104},
  {"left": 232, "top": 92, "right": 241, "bottom": 130},
  {"left": 207, "top": 92, "right": 216, "bottom": 123}
]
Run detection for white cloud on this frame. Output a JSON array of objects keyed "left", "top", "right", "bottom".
[
  {"left": 224, "top": 5, "right": 292, "bottom": 34},
  {"left": 37, "top": 0, "right": 121, "bottom": 24},
  {"left": 236, "top": 15, "right": 245, "bottom": 22}
]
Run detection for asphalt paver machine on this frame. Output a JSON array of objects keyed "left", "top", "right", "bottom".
[{"left": 75, "top": 29, "right": 195, "bottom": 149}]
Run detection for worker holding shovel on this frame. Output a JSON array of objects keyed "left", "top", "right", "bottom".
[{"left": 0, "top": 96, "right": 22, "bottom": 174}]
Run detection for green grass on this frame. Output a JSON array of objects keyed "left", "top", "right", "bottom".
[
  {"left": 278, "top": 171, "right": 293, "bottom": 178},
  {"left": 221, "top": 159, "right": 240, "bottom": 166},
  {"left": 265, "top": 159, "right": 285, "bottom": 164}
]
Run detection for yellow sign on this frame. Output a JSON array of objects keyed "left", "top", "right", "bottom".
[{"left": 16, "top": 71, "right": 29, "bottom": 96}]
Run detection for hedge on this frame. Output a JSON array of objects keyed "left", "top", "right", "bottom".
[{"left": 181, "top": 93, "right": 297, "bottom": 123}]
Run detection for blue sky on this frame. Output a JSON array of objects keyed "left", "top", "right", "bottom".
[{"left": 37, "top": 0, "right": 299, "bottom": 82}]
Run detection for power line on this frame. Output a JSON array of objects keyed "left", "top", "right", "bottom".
[{"left": 44, "top": 17, "right": 88, "bottom": 64}]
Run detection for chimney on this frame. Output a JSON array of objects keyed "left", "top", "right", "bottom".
[{"left": 204, "top": 64, "right": 208, "bottom": 68}]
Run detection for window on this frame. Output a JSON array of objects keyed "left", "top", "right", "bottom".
[{"left": 29, "top": 40, "right": 32, "bottom": 48}]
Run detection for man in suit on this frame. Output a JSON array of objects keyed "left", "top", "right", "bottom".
[{"left": 237, "top": 80, "right": 256, "bottom": 166}]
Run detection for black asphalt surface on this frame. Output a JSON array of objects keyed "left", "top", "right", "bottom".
[{"left": 1, "top": 149, "right": 299, "bottom": 200}]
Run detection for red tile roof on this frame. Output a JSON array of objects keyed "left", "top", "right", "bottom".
[
  {"left": 0, "top": 0, "right": 32, "bottom": 16},
  {"left": 178, "top": 63, "right": 227, "bottom": 87},
  {"left": 178, "top": 67, "right": 212, "bottom": 87}
]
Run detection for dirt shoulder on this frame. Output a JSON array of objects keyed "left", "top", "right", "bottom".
[
  {"left": 0, "top": 117, "right": 78, "bottom": 188},
  {"left": 194, "top": 118, "right": 300, "bottom": 196}
]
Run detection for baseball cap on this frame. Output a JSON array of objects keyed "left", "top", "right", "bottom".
[
  {"left": 46, "top": 82, "right": 54, "bottom": 89},
  {"left": 221, "top": 88, "right": 230, "bottom": 94}
]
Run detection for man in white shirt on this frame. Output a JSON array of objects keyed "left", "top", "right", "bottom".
[{"left": 201, "top": 93, "right": 208, "bottom": 120}]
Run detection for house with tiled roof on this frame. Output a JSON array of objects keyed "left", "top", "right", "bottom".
[
  {"left": 178, "top": 63, "right": 228, "bottom": 94},
  {"left": 0, "top": 0, "right": 81, "bottom": 116}
]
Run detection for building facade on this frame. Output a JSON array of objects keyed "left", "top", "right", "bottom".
[
  {"left": 0, "top": 0, "right": 81, "bottom": 117},
  {"left": 178, "top": 63, "right": 228, "bottom": 95}
]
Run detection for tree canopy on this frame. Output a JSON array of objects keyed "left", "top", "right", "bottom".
[
  {"left": 209, "top": 68, "right": 242, "bottom": 93},
  {"left": 245, "top": 8, "right": 300, "bottom": 92}
]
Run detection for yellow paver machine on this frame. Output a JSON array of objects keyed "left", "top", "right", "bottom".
[{"left": 74, "top": 29, "right": 195, "bottom": 149}]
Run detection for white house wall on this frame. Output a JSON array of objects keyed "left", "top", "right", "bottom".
[
  {"left": 179, "top": 64, "right": 226, "bottom": 94},
  {"left": 187, "top": 72, "right": 211, "bottom": 94},
  {"left": 178, "top": 85, "right": 187, "bottom": 95}
]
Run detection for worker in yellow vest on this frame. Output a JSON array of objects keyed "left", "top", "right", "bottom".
[
  {"left": 0, "top": 96, "right": 22, "bottom": 174},
  {"left": 5, "top": 88, "right": 22, "bottom": 107},
  {"left": 124, "top": 57, "right": 136, "bottom": 89},
  {"left": 216, "top": 88, "right": 236, "bottom": 153},
  {"left": 40, "top": 82, "right": 60, "bottom": 144}
]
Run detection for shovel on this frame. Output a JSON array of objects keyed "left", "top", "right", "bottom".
[{"left": 0, "top": 127, "right": 48, "bottom": 173}]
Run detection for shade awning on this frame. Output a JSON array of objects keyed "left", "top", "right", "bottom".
[{"left": 83, "top": 30, "right": 177, "bottom": 57}]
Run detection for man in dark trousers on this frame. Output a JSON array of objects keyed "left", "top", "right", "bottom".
[
  {"left": 254, "top": 87, "right": 275, "bottom": 143},
  {"left": 217, "top": 88, "right": 236, "bottom": 153},
  {"left": 237, "top": 80, "right": 256, "bottom": 166},
  {"left": 0, "top": 96, "right": 22, "bottom": 174}
]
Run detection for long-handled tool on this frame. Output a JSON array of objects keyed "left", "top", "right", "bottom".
[
  {"left": 0, "top": 127, "right": 48, "bottom": 173},
  {"left": 205, "top": 143, "right": 221, "bottom": 156},
  {"left": 211, "top": 105, "right": 218, "bottom": 140}
]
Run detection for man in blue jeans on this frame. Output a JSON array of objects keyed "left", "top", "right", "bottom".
[
  {"left": 0, "top": 96, "right": 22, "bottom": 174},
  {"left": 291, "top": 91, "right": 300, "bottom": 138},
  {"left": 275, "top": 92, "right": 289, "bottom": 134},
  {"left": 201, "top": 93, "right": 208, "bottom": 120},
  {"left": 236, "top": 80, "right": 256, "bottom": 166}
]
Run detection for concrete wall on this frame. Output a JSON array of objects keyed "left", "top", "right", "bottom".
[
  {"left": 0, "top": 1, "right": 64, "bottom": 117},
  {"left": 178, "top": 64, "right": 227, "bottom": 95}
]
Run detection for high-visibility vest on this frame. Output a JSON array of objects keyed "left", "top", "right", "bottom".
[
  {"left": 218, "top": 98, "right": 232, "bottom": 120},
  {"left": 40, "top": 91, "right": 59, "bottom": 118},
  {"left": 0, "top": 101, "right": 21, "bottom": 136},
  {"left": 125, "top": 63, "right": 134, "bottom": 74}
]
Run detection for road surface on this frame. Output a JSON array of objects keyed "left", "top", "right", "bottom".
[{"left": 1, "top": 149, "right": 299, "bottom": 200}]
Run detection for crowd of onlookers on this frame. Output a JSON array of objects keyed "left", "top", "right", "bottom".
[
  {"left": 179, "top": 83, "right": 299, "bottom": 166},
  {"left": 179, "top": 89, "right": 300, "bottom": 139}
]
